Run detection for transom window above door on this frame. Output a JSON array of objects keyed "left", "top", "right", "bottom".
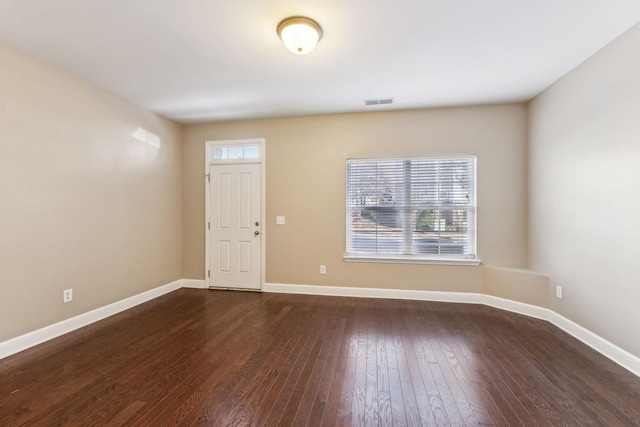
[{"left": 206, "top": 140, "right": 263, "bottom": 164}]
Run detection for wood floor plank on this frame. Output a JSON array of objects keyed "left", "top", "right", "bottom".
[
  {"left": 473, "top": 322, "right": 543, "bottom": 423},
  {"left": 320, "top": 301, "right": 358, "bottom": 427},
  {"left": 350, "top": 307, "right": 368, "bottom": 426},
  {"left": 306, "top": 315, "right": 348, "bottom": 426},
  {"left": 1, "top": 289, "right": 639, "bottom": 426},
  {"left": 260, "top": 299, "right": 333, "bottom": 426},
  {"left": 280, "top": 301, "right": 342, "bottom": 426},
  {"left": 363, "top": 310, "right": 381, "bottom": 427},
  {"left": 104, "top": 399, "right": 147, "bottom": 426},
  {"left": 381, "top": 305, "right": 409, "bottom": 427},
  {"left": 426, "top": 309, "right": 499, "bottom": 426},
  {"left": 402, "top": 303, "right": 453, "bottom": 426},
  {"left": 392, "top": 309, "right": 436, "bottom": 426},
  {"left": 375, "top": 323, "right": 392, "bottom": 426}
]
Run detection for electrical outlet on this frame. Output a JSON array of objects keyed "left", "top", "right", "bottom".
[
  {"left": 63, "top": 288, "right": 73, "bottom": 303},
  {"left": 320, "top": 265, "right": 326, "bottom": 275},
  {"left": 555, "top": 285, "right": 563, "bottom": 299},
  {"left": 276, "top": 216, "right": 285, "bottom": 225}
]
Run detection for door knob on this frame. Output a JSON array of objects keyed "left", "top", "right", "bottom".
[{"left": 254, "top": 230, "right": 260, "bottom": 236}]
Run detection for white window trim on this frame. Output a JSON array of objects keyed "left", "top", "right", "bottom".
[
  {"left": 343, "top": 254, "right": 482, "bottom": 266},
  {"left": 345, "top": 154, "right": 479, "bottom": 266},
  {"left": 206, "top": 138, "right": 264, "bottom": 164}
]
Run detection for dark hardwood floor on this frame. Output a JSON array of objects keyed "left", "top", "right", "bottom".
[{"left": 1, "top": 289, "right": 639, "bottom": 426}]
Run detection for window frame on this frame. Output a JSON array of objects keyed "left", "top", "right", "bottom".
[
  {"left": 344, "top": 154, "right": 481, "bottom": 266},
  {"left": 205, "top": 139, "right": 264, "bottom": 164}
]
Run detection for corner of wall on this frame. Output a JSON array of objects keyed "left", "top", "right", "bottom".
[{"left": 481, "top": 265, "right": 550, "bottom": 309}]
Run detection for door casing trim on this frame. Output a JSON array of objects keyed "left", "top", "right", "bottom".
[{"left": 205, "top": 138, "right": 266, "bottom": 290}]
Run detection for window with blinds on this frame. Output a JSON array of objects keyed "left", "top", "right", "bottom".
[{"left": 346, "top": 155, "right": 477, "bottom": 261}]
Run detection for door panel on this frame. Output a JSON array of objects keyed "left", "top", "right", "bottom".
[
  {"left": 209, "top": 163, "right": 261, "bottom": 289},
  {"left": 218, "top": 241, "right": 231, "bottom": 272},
  {"left": 239, "top": 241, "right": 251, "bottom": 273}
]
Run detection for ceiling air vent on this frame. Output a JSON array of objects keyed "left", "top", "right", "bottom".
[{"left": 364, "top": 97, "right": 394, "bottom": 106}]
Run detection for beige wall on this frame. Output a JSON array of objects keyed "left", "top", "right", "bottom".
[
  {"left": 529, "top": 22, "right": 640, "bottom": 357},
  {"left": 482, "top": 266, "right": 550, "bottom": 308},
  {"left": 0, "top": 42, "right": 183, "bottom": 342},
  {"left": 183, "top": 105, "right": 528, "bottom": 292}
]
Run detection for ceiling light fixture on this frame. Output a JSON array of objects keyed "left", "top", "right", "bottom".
[{"left": 277, "top": 16, "right": 322, "bottom": 55}]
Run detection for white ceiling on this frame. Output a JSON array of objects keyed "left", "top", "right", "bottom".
[{"left": 1, "top": 0, "right": 639, "bottom": 124}]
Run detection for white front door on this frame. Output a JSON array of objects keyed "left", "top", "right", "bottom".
[{"left": 208, "top": 163, "right": 262, "bottom": 290}]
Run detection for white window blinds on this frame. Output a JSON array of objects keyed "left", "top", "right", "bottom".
[{"left": 346, "top": 155, "right": 477, "bottom": 260}]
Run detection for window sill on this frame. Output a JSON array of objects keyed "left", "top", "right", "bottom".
[{"left": 343, "top": 255, "right": 482, "bottom": 266}]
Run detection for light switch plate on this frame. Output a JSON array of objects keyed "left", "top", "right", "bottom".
[{"left": 276, "top": 216, "right": 285, "bottom": 225}]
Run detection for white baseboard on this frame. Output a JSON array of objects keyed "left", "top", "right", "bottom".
[
  {"left": 264, "top": 283, "right": 481, "bottom": 304},
  {"left": 182, "top": 279, "right": 207, "bottom": 289},
  {"left": 481, "top": 294, "right": 551, "bottom": 322},
  {"left": 265, "top": 282, "right": 640, "bottom": 378},
  {"left": 0, "top": 279, "right": 182, "bottom": 360}
]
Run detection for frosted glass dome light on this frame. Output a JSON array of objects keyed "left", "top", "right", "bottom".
[{"left": 277, "top": 17, "right": 323, "bottom": 55}]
